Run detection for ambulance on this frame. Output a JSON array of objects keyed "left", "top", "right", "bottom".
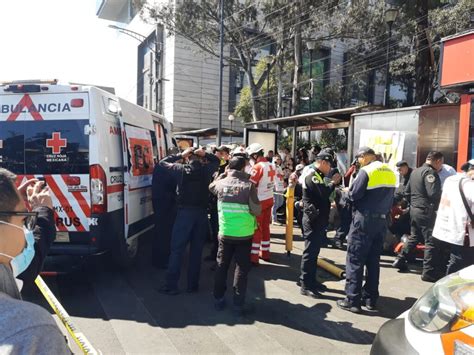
[{"left": 0, "top": 80, "right": 173, "bottom": 267}]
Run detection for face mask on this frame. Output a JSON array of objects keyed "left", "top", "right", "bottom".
[{"left": 0, "top": 221, "right": 36, "bottom": 277}]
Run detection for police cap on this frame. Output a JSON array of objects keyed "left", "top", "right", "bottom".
[
  {"left": 396, "top": 160, "right": 408, "bottom": 168},
  {"left": 315, "top": 152, "right": 334, "bottom": 164},
  {"left": 356, "top": 146, "right": 375, "bottom": 157}
]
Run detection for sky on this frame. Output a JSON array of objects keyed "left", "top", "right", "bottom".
[{"left": 0, "top": 0, "right": 136, "bottom": 100}]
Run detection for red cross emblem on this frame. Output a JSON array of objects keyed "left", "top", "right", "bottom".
[
  {"left": 267, "top": 165, "right": 276, "bottom": 182},
  {"left": 46, "top": 132, "right": 67, "bottom": 154}
]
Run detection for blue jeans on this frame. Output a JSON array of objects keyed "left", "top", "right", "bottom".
[
  {"left": 272, "top": 193, "right": 285, "bottom": 221},
  {"left": 345, "top": 211, "right": 387, "bottom": 307},
  {"left": 166, "top": 208, "right": 208, "bottom": 290}
]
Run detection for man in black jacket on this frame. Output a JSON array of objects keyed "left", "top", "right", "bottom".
[
  {"left": 393, "top": 152, "right": 443, "bottom": 281},
  {"left": 158, "top": 147, "right": 219, "bottom": 294}
]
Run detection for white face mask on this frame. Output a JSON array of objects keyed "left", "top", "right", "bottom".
[{"left": 0, "top": 221, "right": 36, "bottom": 278}]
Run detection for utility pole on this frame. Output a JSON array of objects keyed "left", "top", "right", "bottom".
[{"left": 217, "top": 0, "right": 224, "bottom": 146}]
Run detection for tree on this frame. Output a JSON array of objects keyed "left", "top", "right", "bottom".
[
  {"left": 386, "top": 0, "right": 471, "bottom": 105},
  {"left": 141, "top": 0, "right": 293, "bottom": 122}
]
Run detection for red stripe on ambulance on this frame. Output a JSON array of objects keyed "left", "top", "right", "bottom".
[
  {"left": 61, "top": 175, "right": 90, "bottom": 218},
  {"left": 6, "top": 94, "right": 44, "bottom": 121},
  {"left": 45, "top": 176, "right": 86, "bottom": 232}
]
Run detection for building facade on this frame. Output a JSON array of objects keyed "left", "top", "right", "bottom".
[
  {"left": 97, "top": 0, "right": 390, "bottom": 135},
  {"left": 97, "top": 0, "right": 235, "bottom": 134}
]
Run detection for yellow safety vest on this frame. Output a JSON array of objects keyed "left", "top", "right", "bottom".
[{"left": 361, "top": 161, "right": 397, "bottom": 190}]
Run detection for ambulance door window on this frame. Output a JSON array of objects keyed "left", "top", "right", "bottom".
[
  {"left": 154, "top": 122, "right": 167, "bottom": 160},
  {"left": 150, "top": 130, "right": 158, "bottom": 164},
  {"left": 24, "top": 120, "right": 90, "bottom": 174},
  {"left": 0, "top": 122, "right": 24, "bottom": 174}
]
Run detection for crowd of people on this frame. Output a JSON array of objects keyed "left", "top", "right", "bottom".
[
  {"left": 151, "top": 142, "right": 474, "bottom": 315},
  {"left": 0, "top": 139, "right": 472, "bottom": 352}
]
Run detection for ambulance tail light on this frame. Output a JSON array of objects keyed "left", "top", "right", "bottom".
[
  {"left": 90, "top": 164, "right": 107, "bottom": 214},
  {"left": 70, "top": 99, "right": 84, "bottom": 108}
]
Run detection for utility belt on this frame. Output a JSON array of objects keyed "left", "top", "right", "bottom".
[
  {"left": 355, "top": 210, "right": 386, "bottom": 219},
  {"left": 303, "top": 201, "right": 320, "bottom": 222}
]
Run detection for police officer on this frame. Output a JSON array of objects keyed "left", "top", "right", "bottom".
[
  {"left": 158, "top": 147, "right": 219, "bottom": 294},
  {"left": 393, "top": 152, "right": 443, "bottom": 282},
  {"left": 337, "top": 147, "right": 396, "bottom": 313},
  {"left": 299, "top": 152, "right": 341, "bottom": 298}
]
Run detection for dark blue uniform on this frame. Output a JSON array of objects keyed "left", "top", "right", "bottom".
[
  {"left": 399, "top": 163, "right": 442, "bottom": 279},
  {"left": 300, "top": 169, "right": 333, "bottom": 293},
  {"left": 344, "top": 162, "right": 395, "bottom": 309},
  {"left": 159, "top": 153, "right": 219, "bottom": 293},
  {"left": 151, "top": 163, "right": 177, "bottom": 269}
]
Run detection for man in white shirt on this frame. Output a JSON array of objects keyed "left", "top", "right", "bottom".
[{"left": 432, "top": 160, "right": 474, "bottom": 275}]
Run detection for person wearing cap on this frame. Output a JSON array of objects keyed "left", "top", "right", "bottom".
[
  {"left": 337, "top": 146, "right": 396, "bottom": 313},
  {"left": 392, "top": 151, "right": 444, "bottom": 282},
  {"left": 246, "top": 143, "right": 275, "bottom": 264},
  {"left": 210, "top": 157, "right": 261, "bottom": 315},
  {"left": 158, "top": 147, "right": 220, "bottom": 294},
  {"left": 299, "top": 152, "right": 341, "bottom": 298},
  {"left": 432, "top": 160, "right": 474, "bottom": 276}
]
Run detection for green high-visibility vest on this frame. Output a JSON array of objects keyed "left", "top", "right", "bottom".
[
  {"left": 361, "top": 161, "right": 397, "bottom": 190},
  {"left": 218, "top": 201, "right": 257, "bottom": 237}
]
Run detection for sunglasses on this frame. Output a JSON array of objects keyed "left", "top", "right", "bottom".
[{"left": 0, "top": 211, "right": 38, "bottom": 230}]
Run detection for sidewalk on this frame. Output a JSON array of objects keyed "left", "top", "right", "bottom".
[{"left": 37, "top": 224, "right": 432, "bottom": 354}]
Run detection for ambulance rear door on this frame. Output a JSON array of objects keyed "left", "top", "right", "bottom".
[{"left": 0, "top": 88, "right": 92, "bottom": 248}]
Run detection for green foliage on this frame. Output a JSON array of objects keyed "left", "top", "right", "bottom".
[
  {"left": 319, "top": 130, "right": 347, "bottom": 151},
  {"left": 235, "top": 58, "right": 278, "bottom": 122},
  {"left": 234, "top": 86, "right": 253, "bottom": 123}
]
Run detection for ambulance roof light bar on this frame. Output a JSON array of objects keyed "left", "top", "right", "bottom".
[{"left": 0, "top": 79, "right": 58, "bottom": 86}]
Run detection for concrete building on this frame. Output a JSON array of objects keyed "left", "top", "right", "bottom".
[
  {"left": 96, "top": 0, "right": 389, "bottom": 136},
  {"left": 96, "top": 0, "right": 235, "bottom": 135}
]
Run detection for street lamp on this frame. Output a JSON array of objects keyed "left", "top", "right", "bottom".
[
  {"left": 384, "top": 8, "right": 398, "bottom": 108},
  {"left": 306, "top": 40, "right": 316, "bottom": 113},
  {"left": 264, "top": 55, "right": 273, "bottom": 120},
  {"left": 109, "top": 24, "right": 163, "bottom": 114},
  {"left": 228, "top": 113, "right": 235, "bottom": 143}
]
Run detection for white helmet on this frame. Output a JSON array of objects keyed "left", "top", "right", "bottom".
[
  {"left": 232, "top": 146, "right": 249, "bottom": 159},
  {"left": 246, "top": 143, "right": 264, "bottom": 156}
]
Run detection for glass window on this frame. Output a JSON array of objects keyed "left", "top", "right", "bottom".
[
  {"left": 24, "top": 120, "right": 89, "bottom": 174},
  {"left": 0, "top": 122, "right": 24, "bottom": 173}
]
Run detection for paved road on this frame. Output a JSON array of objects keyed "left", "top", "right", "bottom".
[{"left": 24, "top": 226, "right": 431, "bottom": 354}]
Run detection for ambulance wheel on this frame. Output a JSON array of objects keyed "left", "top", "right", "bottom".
[{"left": 112, "top": 235, "right": 139, "bottom": 268}]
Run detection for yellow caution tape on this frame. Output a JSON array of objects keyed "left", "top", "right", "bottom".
[{"left": 35, "top": 276, "right": 99, "bottom": 355}]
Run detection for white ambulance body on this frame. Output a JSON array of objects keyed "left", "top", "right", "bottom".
[{"left": 0, "top": 80, "right": 172, "bottom": 266}]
